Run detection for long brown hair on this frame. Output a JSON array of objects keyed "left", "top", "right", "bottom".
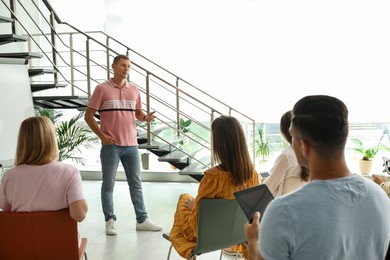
[
  {"left": 211, "top": 115, "right": 254, "bottom": 185},
  {"left": 15, "top": 116, "right": 59, "bottom": 165}
]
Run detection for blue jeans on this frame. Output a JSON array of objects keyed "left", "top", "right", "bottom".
[{"left": 100, "top": 144, "right": 148, "bottom": 223}]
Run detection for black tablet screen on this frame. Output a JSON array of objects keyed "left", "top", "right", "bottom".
[{"left": 234, "top": 184, "right": 274, "bottom": 223}]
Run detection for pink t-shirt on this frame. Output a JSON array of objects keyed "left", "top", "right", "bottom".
[
  {"left": 87, "top": 79, "right": 142, "bottom": 146},
  {"left": 0, "top": 161, "right": 85, "bottom": 212}
]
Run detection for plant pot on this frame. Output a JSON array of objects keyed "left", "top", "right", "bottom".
[
  {"left": 141, "top": 153, "right": 149, "bottom": 170},
  {"left": 359, "top": 159, "right": 373, "bottom": 175}
]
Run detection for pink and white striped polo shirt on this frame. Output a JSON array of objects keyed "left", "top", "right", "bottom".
[{"left": 87, "top": 79, "right": 142, "bottom": 146}]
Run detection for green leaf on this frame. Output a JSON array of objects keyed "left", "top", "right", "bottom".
[
  {"left": 255, "top": 124, "right": 271, "bottom": 161},
  {"left": 351, "top": 138, "right": 390, "bottom": 160},
  {"left": 35, "top": 109, "right": 98, "bottom": 165}
]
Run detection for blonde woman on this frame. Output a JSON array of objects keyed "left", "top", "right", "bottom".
[{"left": 0, "top": 116, "right": 88, "bottom": 222}]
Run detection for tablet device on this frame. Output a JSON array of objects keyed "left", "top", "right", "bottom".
[
  {"left": 260, "top": 171, "right": 270, "bottom": 178},
  {"left": 234, "top": 184, "right": 274, "bottom": 223}
]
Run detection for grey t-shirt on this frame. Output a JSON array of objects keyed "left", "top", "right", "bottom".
[{"left": 259, "top": 174, "right": 390, "bottom": 260}]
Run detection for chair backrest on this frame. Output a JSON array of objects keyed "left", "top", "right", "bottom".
[
  {"left": 0, "top": 208, "right": 84, "bottom": 260},
  {"left": 282, "top": 177, "right": 308, "bottom": 195},
  {"left": 192, "top": 198, "right": 247, "bottom": 256}
]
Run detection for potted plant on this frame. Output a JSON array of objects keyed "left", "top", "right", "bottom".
[
  {"left": 35, "top": 106, "right": 98, "bottom": 165},
  {"left": 178, "top": 118, "right": 192, "bottom": 148},
  {"left": 352, "top": 138, "right": 390, "bottom": 175},
  {"left": 255, "top": 124, "right": 271, "bottom": 162},
  {"left": 55, "top": 112, "right": 99, "bottom": 165}
]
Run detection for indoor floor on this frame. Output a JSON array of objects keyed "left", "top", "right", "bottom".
[{"left": 79, "top": 180, "right": 242, "bottom": 260}]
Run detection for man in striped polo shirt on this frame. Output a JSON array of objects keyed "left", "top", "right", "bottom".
[{"left": 85, "top": 54, "right": 162, "bottom": 235}]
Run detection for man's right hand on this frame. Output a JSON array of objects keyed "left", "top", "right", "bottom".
[
  {"left": 101, "top": 134, "right": 115, "bottom": 145},
  {"left": 244, "top": 211, "right": 264, "bottom": 260},
  {"left": 372, "top": 175, "right": 386, "bottom": 185},
  {"left": 244, "top": 211, "right": 260, "bottom": 242}
]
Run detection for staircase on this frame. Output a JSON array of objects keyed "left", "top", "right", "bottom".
[{"left": 0, "top": 0, "right": 256, "bottom": 179}]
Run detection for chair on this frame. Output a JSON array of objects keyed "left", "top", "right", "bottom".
[
  {"left": 163, "top": 198, "right": 247, "bottom": 260},
  {"left": 282, "top": 176, "right": 308, "bottom": 195},
  {"left": 0, "top": 208, "right": 87, "bottom": 260}
]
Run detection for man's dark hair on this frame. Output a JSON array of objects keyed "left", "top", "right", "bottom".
[
  {"left": 113, "top": 54, "right": 130, "bottom": 64},
  {"left": 280, "top": 110, "right": 293, "bottom": 144},
  {"left": 292, "top": 95, "right": 349, "bottom": 158}
]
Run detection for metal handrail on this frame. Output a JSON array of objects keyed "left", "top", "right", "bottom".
[{"left": 4, "top": 0, "right": 258, "bottom": 166}]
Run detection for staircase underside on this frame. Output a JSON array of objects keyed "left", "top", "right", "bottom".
[
  {"left": 0, "top": 52, "right": 42, "bottom": 59},
  {"left": 0, "top": 16, "right": 13, "bottom": 23},
  {"left": 31, "top": 83, "right": 67, "bottom": 92},
  {"left": 33, "top": 96, "right": 89, "bottom": 109},
  {"left": 28, "top": 68, "right": 55, "bottom": 77},
  {"left": 0, "top": 34, "right": 27, "bottom": 45}
]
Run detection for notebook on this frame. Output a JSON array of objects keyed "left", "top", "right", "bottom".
[{"left": 234, "top": 184, "right": 274, "bottom": 223}]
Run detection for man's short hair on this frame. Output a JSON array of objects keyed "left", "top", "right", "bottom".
[
  {"left": 113, "top": 54, "right": 130, "bottom": 64},
  {"left": 292, "top": 95, "right": 349, "bottom": 155}
]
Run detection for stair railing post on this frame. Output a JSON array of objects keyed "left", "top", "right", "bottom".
[
  {"left": 49, "top": 11, "right": 58, "bottom": 84},
  {"left": 146, "top": 72, "right": 151, "bottom": 145},
  {"left": 27, "top": 36, "right": 32, "bottom": 83},
  {"left": 210, "top": 111, "right": 215, "bottom": 166},
  {"left": 86, "top": 38, "right": 91, "bottom": 97},
  {"left": 176, "top": 77, "right": 180, "bottom": 137},
  {"left": 9, "top": 0, "right": 16, "bottom": 34},
  {"left": 106, "top": 36, "right": 110, "bottom": 80},
  {"left": 69, "top": 33, "right": 75, "bottom": 95}
]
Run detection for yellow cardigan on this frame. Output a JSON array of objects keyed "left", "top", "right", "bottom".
[{"left": 169, "top": 167, "right": 260, "bottom": 259}]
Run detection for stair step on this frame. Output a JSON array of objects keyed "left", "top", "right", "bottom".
[
  {"left": 0, "top": 34, "right": 27, "bottom": 45},
  {"left": 178, "top": 165, "right": 206, "bottom": 181},
  {"left": 0, "top": 52, "right": 42, "bottom": 59},
  {"left": 28, "top": 68, "right": 55, "bottom": 77},
  {"left": 158, "top": 150, "right": 189, "bottom": 163},
  {"left": 178, "top": 155, "right": 211, "bottom": 181},
  {"left": 138, "top": 143, "right": 160, "bottom": 150},
  {"left": 33, "top": 96, "right": 88, "bottom": 109},
  {"left": 179, "top": 154, "right": 210, "bottom": 172},
  {"left": 0, "top": 16, "right": 13, "bottom": 23},
  {"left": 179, "top": 163, "right": 207, "bottom": 174},
  {"left": 137, "top": 125, "right": 171, "bottom": 139},
  {"left": 148, "top": 148, "right": 171, "bottom": 157},
  {"left": 137, "top": 136, "right": 147, "bottom": 145},
  {"left": 138, "top": 140, "right": 170, "bottom": 156},
  {"left": 30, "top": 83, "right": 67, "bottom": 92}
]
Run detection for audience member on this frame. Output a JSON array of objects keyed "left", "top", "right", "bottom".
[
  {"left": 372, "top": 174, "right": 390, "bottom": 198},
  {"left": 244, "top": 95, "right": 390, "bottom": 259},
  {"left": 169, "top": 115, "right": 260, "bottom": 260},
  {"left": 0, "top": 116, "right": 88, "bottom": 222},
  {"left": 263, "top": 110, "right": 309, "bottom": 197},
  {"left": 84, "top": 54, "right": 161, "bottom": 235}
]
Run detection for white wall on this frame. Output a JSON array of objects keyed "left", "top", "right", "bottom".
[
  {"left": 0, "top": 58, "right": 35, "bottom": 167},
  {"left": 47, "top": 0, "right": 390, "bottom": 123}
]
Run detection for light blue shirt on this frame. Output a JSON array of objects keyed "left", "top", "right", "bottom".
[{"left": 259, "top": 174, "right": 390, "bottom": 260}]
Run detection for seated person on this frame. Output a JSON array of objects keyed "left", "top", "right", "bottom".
[
  {"left": 168, "top": 115, "right": 260, "bottom": 260},
  {"left": 0, "top": 116, "right": 88, "bottom": 222},
  {"left": 263, "top": 110, "right": 310, "bottom": 197},
  {"left": 372, "top": 174, "right": 390, "bottom": 198},
  {"left": 244, "top": 95, "right": 390, "bottom": 259}
]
